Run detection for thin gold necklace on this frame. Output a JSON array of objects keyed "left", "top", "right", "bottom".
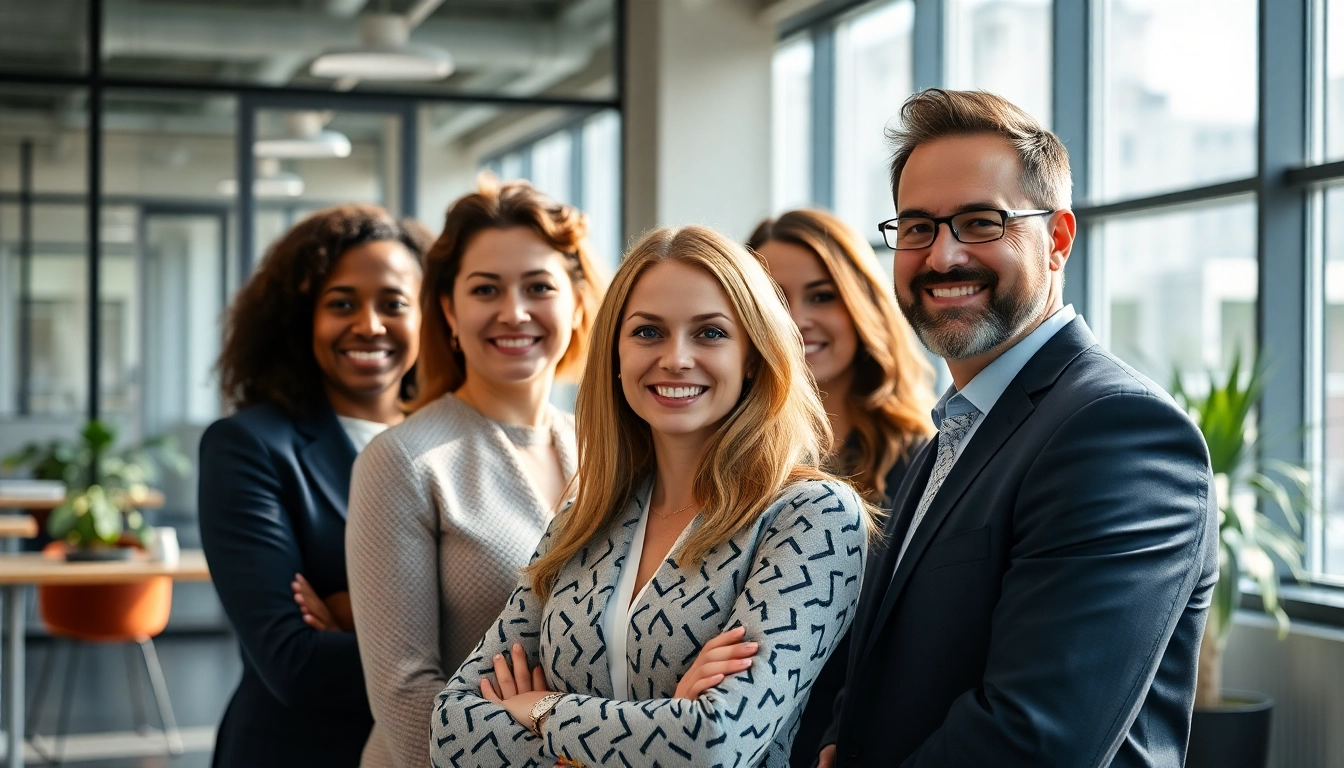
[{"left": 650, "top": 499, "right": 697, "bottom": 520}]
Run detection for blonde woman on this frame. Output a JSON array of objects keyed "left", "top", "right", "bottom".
[
  {"left": 430, "top": 226, "right": 875, "bottom": 768},
  {"left": 749, "top": 210, "right": 935, "bottom": 765},
  {"left": 345, "top": 176, "right": 603, "bottom": 768}
]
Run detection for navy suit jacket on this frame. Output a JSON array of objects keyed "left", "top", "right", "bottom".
[
  {"left": 827, "top": 318, "right": 1218, "bottom": 767},
  {"left": 198, "top": 400, "right": 372, "bottom": 768}
]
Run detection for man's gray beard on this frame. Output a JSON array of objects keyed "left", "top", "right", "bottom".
[{"left": 898, "top": 279, "right": 1049, "bottom": 361}]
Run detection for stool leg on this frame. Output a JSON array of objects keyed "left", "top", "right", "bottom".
[
  {"left": 138, "top": 640, "right": 182, "bottom": 755},
  {"left": 24, "top": 641, "right": 61, "bottom": 763},
  {"left": 51, "top": 642, "right": 82, "bottom": 766},
  {"left": 124, "top": 644, "right": 147, "bottom": 734},
  {"left": 25, "top": 642, "right": 58, "bottom": 740}
]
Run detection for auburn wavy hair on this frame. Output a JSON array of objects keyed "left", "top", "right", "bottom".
[
  {"left": 409, "top": 174, "right": 604, "bottom": 411},
  {"left": 527, "top": 225, "right": 880, "bottom": 600},
  {"left": 748, "top": 209, "right": 935, "bottom": 503},
  {"left": 217, "top": 204, "right": 431, "bottom": 415}
]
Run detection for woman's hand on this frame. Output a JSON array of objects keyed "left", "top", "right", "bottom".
[
  {"left": 673, "top": 625, "right": 757, "bottom": 700},
  {"left": 292, "top": 573, "right": 354, "bottom": 632},
  {"left": 480, "top": 642, "right": 555, "bottom": 728}
]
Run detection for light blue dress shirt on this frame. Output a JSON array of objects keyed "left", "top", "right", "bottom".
[
  {"left": 892, "top": 306, "right": 1079, "bottom": 570},
  {"left": 933, "top": 304, "right": 1077, "bottom": 466}
]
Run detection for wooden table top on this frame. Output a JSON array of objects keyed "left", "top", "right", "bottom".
[
  {"left": 0, "top": 488, "right": 166, "bottom": 511},
  {"left": 0, "top": 550, "right": 209, "bottom": 585},
  {"left": 0, "top": 516, "right": 38, "bottom": 539}
]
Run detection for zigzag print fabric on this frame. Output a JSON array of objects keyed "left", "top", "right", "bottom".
[{"left": 432, "top": 479, "right": 868, "bottom": 768}]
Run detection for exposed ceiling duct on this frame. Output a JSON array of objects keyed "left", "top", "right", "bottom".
[{"left": 97, "top": 0, "right": 593, "bottom": 75}]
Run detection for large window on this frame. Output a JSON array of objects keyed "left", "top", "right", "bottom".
[
  {"left": 833, "top": 1, "right": 915, "bottom": 236},
  {"left": 770, "top": 0, "right": 1344, "bottom": 592},
  {"left": 1097, "top": 0, "right": 1258, "bottom": 201},
  {"left": 772, "top": 34, "right": 814, "bottom": 212},
  {"left": 945, "top": 0, "right": 1053, "bottom": 127},
  {"left": 1097, "top": 199, "right": 1257, "bottom": 386}
]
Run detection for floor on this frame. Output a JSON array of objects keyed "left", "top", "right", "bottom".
[
  {"left": 13, "top": 630, "right": 238, "bottom": 767},
  {"left": 3, "top": 565, "right": 241, "bottom": 768}
]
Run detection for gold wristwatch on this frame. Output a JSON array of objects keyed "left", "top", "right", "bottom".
[{"left": 529, "top": 693, "right": 565, "bottom": 736}]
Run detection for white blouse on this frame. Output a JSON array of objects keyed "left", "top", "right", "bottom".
[
  {"left": 602, "top": 494, "right": 652, "bottom": 699},
  {"left": 336, "top": 415, "right": 389, "bottom": 453},
  {"left": 601, "top": 493, "right": 701, "bottom": 699}
]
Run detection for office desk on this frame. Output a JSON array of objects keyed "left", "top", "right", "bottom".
[
  {"left": 0, "top": 489, "right": 165, "bottom": 512},
  {"left": 0, "top": 551, "right": 210, "bottom": 767}
]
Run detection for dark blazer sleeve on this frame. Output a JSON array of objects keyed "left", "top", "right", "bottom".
[
  {"left": 904, "top": 391, "right": 1215, "bottom": 767},
  {"left": 198, "top": 416, "right": 370, "bottom": 714}
]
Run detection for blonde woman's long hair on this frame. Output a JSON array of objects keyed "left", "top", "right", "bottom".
[
  {"left": 410, "top": 174, "right": 605, "bottom": 411},
  {"left": 528, "top": 225, "right": 879, "bottom": 600},
  {"left": 748, "top": 209, "right": 936, "bottom": 503}
]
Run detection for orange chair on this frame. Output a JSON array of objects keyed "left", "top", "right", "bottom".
[{"left": 28, "top": 543, "right": 183, "bottom": 763}]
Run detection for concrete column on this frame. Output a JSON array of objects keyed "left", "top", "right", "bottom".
[{"left": 623, "top": 0, "right": 776, "bottom": 245}]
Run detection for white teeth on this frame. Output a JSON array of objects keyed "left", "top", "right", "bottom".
[
  {"left": 804, "top": 343, "right": 824, "bottom": 355},
  {"left": 931, "top": 285, "right": 983, "bottom": 298},
  {"left": 654, "top": 385, "right": 707, "bottom": 399},
  {"left": 494, "top": 337, "right": 535, "bottom": 349},
  {"left": 346, "top": 350, "right": 390, "bottom": 361}
]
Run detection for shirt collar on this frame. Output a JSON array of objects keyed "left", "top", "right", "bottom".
[{"left": 933, "top": 305, "right": 1077, "bottom": 424}]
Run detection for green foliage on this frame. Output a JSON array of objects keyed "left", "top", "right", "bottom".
[
  {"left": 1172, "top": 353, "right": 1309, "bottom": 645},
  {"left": 2, "top": 420, "right": 189, "bottom": 548}
]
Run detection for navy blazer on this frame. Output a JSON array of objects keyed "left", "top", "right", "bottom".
[
  {"left": 198, "top": 400, "right": 372, "bottom": 768},
  {"left": 826, "top": 318, "right": 1218, "bottom": 767}
]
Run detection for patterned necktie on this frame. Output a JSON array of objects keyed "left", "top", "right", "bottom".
[{"left": 895, "top": 410, "right": 980, "bottom": 569}]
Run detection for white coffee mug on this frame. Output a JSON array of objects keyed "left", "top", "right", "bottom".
[{"left": 151, "top": 527, "right": 180, "bottom": 565}]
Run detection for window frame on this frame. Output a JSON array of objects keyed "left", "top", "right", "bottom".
[{"left": 775, "top": 0, "right": 1344, "bottom": 615}]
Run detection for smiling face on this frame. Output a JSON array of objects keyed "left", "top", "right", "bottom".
[
  {"left": 893, "top": 133, "right": 1062, "bottom": 361},
  {"left": 442, "top": 226, "right": 581, "bottom": 391},
  {"left": 756, "top": 239, "right": 859, "bottom": 389},
  {"left": 312, "top": 240, "right": 422, "bottom": 418},
  {"left": 618, "top": 260, "right": 751, "bottom": 449}
]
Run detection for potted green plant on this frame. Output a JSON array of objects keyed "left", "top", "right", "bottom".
[
  {"left": 2, "top": 420, "right": 189, "bottom": 561},
  {"left": 1172, "top": 354, "right": 1308, "bottom": 768}
]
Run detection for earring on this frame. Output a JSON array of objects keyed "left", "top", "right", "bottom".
[
  {"left": 450, "top": 333, "right": 461, "bottom": 351},
  {"left": 617, "top": 373, "right": 622, "bottom": 379}
]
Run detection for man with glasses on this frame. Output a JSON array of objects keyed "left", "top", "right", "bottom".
[{"left": 814, "top": 90, "right": 1216, "bottom": 768}]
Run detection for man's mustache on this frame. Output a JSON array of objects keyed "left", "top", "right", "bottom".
[{"left": 908, "top": 267, "right": 999, "bottom": 294}]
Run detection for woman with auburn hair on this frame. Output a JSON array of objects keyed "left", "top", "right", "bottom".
[
  {"left": 199, "top": 204, "right": 428, "bottom": 768},
  {"left": 748, "top": 208, "right": 935, "bottom": 766},
  {"left": 430, "top": 225, "right": 875, "bottom": 768},
  {"left": 345, "top": 175, "right": 604, "bottom": 768}
]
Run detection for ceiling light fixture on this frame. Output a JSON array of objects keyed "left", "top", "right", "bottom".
[
  {"left": 218, "top": 158, "right": 306, "bottom": 198},
  {"left": 310, "top": 13, "right": 454, "bottom": 81},
  {"left": 253, "top": 112, "right": 353, "bottom": 159}
]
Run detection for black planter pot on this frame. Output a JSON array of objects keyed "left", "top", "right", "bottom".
[
  {"left": 62, "top": 546, "right": 138, "bottom": 562},
  {"left": 1186, "top": 690, "right": 1274, "bottom": 768}
]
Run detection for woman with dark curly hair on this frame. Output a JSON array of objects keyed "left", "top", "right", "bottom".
[
  {"left": 346, "top": 175, "right": 604, "bottom": 768},
  {"left": 197, "top": 204, "right": 430, "bottom": 768}
]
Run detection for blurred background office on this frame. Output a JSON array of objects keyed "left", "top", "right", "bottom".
[{"left": 1, "top": 0, "right": 1343, "bottom": 766}]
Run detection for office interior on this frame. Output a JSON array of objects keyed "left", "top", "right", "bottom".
[{"left": 1, "top": 0, "right": 1343, "bottom": 766}]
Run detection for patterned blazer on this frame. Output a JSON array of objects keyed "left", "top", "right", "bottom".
[{"left": 431, "top": 478, "right": 868, "bottom": 768}]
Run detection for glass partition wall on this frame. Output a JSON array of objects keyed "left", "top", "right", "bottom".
[{"left": 0, "top": 1, "right": 622, "bottom": 524}]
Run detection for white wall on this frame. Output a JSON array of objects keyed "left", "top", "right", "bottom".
[{"left": 624, "top": 0, "right": 775, "bottom": 242}]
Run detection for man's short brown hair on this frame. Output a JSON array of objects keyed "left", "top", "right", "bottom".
[{"left": 888, "top": 89, "right": 1072, "bottom": 211}]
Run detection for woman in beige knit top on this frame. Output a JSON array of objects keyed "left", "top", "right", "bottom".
[{"left": 344, "top": 175, "right": 604, "bottom": 768}]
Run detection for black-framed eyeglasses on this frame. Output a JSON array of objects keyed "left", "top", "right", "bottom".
[{"left": 876, "top": 208, "right": 1054, "bottom": 250}]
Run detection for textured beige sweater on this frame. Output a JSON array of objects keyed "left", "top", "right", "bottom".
[{"left": 345, "top": 393, "right": 576, "bottom": 768}]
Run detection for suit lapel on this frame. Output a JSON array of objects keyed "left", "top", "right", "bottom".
[
  {"left": 297, "top": 403, "right": 358, "bottom": 519},
  {"left": 852, "top": 442, "right": 934, "bottom": 651},
  {"left": 858, "top": 317, "right": 1099, "bottom": 659}
]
